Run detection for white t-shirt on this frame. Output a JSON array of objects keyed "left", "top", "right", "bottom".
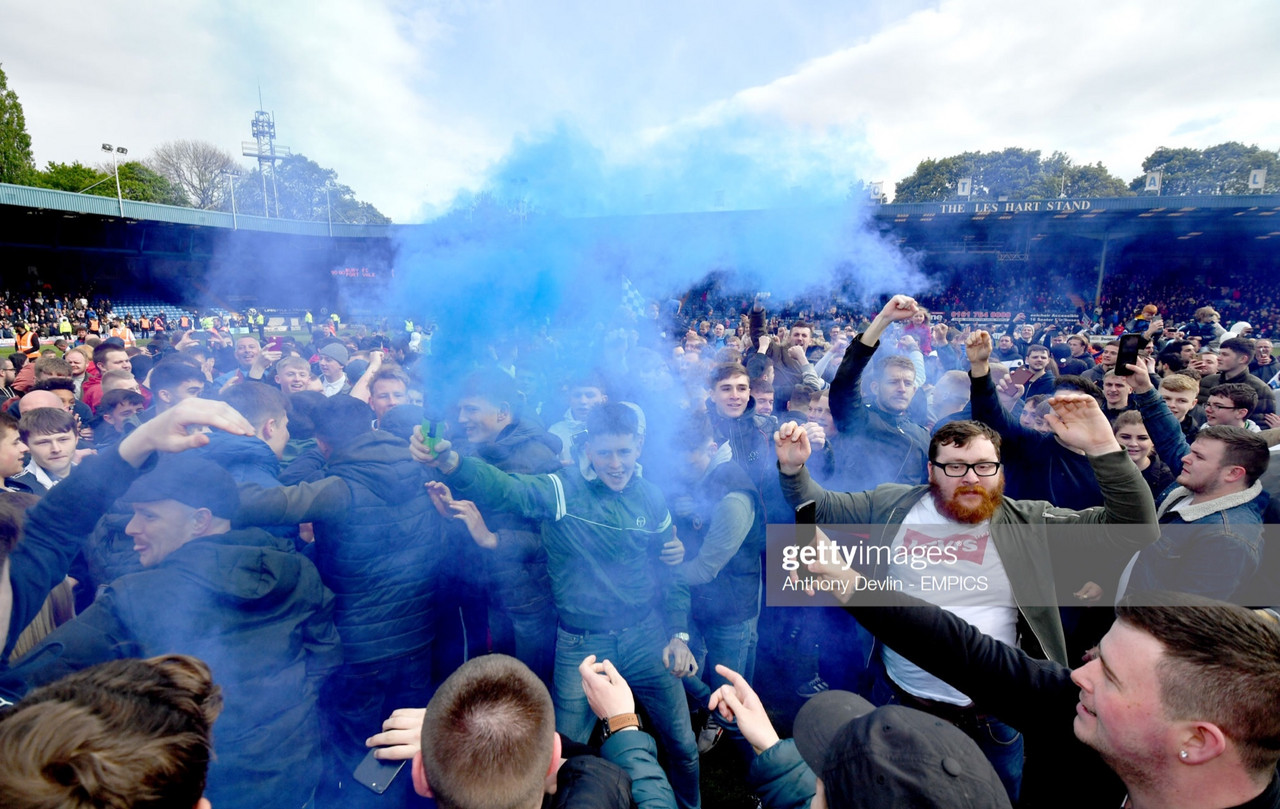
[{"left": 882, "top": 495, "right": 1018, "bottom": 706}]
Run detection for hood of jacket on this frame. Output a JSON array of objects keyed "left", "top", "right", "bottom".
[
  {"left": 473, "top": 418, "right": 562, "bottom": 473},
  {"left": 196, "top": 431, "right": 281, "bottom": 486},
  {"left": 161, "top": 528, "right": 302, "bottom": 605},
  {"left": 326, "top": 430, "right": 426, "bottom": 505}
]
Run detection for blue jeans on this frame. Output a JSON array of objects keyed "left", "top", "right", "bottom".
[
  {"left": 490, "top": 594, "right": 558, "bottom": 691},
  {"left": 681, "top": 615, "right": 758, "bottom": 707},
  {"left": 554, "top": 612, "right": 700, "bottom": 809}
]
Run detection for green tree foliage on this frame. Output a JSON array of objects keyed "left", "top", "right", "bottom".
[
  {"left": 232, "top": 153, "right": 390, "bottom": 224},
  {"left": 31, "top": 160, "right": 186, "bottom": 205},
  {"left": 29, "top": 161, "right": 111, "bottom": 193},
  {"left": 1131, "top": 142, "right": 1280, "bottom": 195},
  {"left": 114, "top": 161, "right": 188, "bottom": 206},
  {"left": 1037, "top": 152, "right": 1132, "bottom": 199},
  {"left": 894, "top": 148, "right": 1133, "bottom": 202},
  {"left": 0, "top": 64, "right": 36, "bottom": 185}
]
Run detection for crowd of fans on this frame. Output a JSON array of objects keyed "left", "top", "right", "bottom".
[{"left": 0, "top": 282, "right": 1277, "bottom": 809}]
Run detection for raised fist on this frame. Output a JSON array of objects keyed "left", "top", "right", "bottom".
[
  {"left": 878, "top": 295, "right": 919, "bottom": 323},
  {"left": 965, "top": 331, "right": 993, "bottom": 364}
]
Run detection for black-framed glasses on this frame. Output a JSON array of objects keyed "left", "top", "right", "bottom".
[{"left": 930, "top": 461, "right": 1002, "bottom": 477}]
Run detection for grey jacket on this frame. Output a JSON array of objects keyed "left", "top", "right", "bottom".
[{"left": 779, "top": 450, "right": 1159, "bottom": 665}]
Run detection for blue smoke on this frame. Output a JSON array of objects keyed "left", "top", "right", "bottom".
[{"left": 391, "top": 117, "right": 928, "bottom": 342}]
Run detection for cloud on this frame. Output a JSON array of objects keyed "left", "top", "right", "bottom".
[
  {"left": 2, "top": 0, "right": 1275, "bottom": 220},
  {"left": 1, "top": 0, "right": 935, "bottom": 221},
  {"left": 712, "top": 0, "right": 1280, "bottom": 194}
]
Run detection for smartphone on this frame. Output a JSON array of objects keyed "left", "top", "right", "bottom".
[
  {"left": 793, "top": 500, "right": 818, "bottom": 562},
  {"left": 1114, "top": 333, "right": 1147, "bottom": 376},
  {"left": 795, "top": 500, "right": 817, "bottom": 525},
  {"left": 1009, "top": 368, "right": 1035, "bottom": 386},
  {"left": 266, "top": 336, "right": 284, "bottom": 351},
  {"left": 420, "top": 418, "right": 442, "bottom": 454},
  {"left": 352, "top": 749, "right": 406, "bottom": 795}
]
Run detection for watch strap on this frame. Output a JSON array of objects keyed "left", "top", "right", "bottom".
[{"left": 606, "top": 713, "right": 641, "bottom": 733}]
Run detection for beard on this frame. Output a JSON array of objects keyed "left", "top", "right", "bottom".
[{"left": 931, "top": 478, "right": 1004, "bottom": 524}]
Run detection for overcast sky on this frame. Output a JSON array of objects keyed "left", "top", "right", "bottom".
[{"left": 3, "top": 0, "right": 1277, "bottom": 222}]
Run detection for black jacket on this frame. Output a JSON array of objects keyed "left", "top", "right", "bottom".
[
  {"left": 707, "top": 399, "right": 789, "bottom": 524},
  {"left": 828, "top": 337, "right": 929, "bottom": 492},
  {"left": 849, "top": 593, "right": 1121, "bottom": 808},
  {"left": 314, "top": 430, "right": 441, "bottom": 664},
  {"left": 1199, "top": 366, "right": 1278, "bottom": 420},
  {"left": 1, "top": 449, "right": 140, "bottom": 665},
  {"left": 971, "top": 371, "right": 1103, "bottom": 510}
]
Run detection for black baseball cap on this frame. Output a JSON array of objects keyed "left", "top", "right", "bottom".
[
  {"left": 120, "top": 454, "right": 239, "bottom": 520},
  {"left": 794, "top": 691, "right": 1011, "bottom": 809}
]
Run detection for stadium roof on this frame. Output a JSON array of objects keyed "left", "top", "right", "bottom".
[{"left": 0, "top": 181, "right": 1276, "bottom": 304}]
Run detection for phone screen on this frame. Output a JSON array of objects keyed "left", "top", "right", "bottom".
[
  {"left": 1009, "top": 368, "right": 1035, "bottom": 386},
  {"left": 1115, "top": 334, "right": 1146, "bottom": 376}
]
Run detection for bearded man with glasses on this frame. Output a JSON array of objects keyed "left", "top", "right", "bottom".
[{"left": 774, "top": 394, "right": 1160, "bottom": 803}]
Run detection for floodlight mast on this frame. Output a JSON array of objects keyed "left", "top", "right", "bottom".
[
  {"left": 101, "top": 144, "right": 128, "bottom": 217},
  {"left": 241, "top": 91, "right": 290, "bottom": 218}
]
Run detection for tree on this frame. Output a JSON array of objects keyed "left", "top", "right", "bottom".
[
  {"left": 29, "top": 161, "right": 112, "bottom": 194},
  {"left": 233, "top": 153, "right": 390, "bottom": 224},
  {"left": 1131, "top": 142, "right": 1280, "bottom": 196},
  {"left": 894, "top": 148, "right": 1133, "bottom": 202},
  {"left": 1036, "top": 152, "right": 1132, "bottom": 199},
  {"left": 146, "top": 139, "right": 239, "bottom": 209},
  {"left": 113, "top": 161, "right": 188, "bottom": 206},
  {"left": 29, "top": 160, "right": 183, "bottom": 205},
  {"left": 0, "top": 64, "right": 35, "bottom": 185}
]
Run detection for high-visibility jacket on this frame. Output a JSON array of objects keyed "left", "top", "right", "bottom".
[
  {"left": 109, "top": 326, "right": 136, "bottom": 347},
  {"left": 15, "top": 331, "right": 38, "bottom": 358},
  {"left": 179, "top": 315, "right": 192, "bottom": 329}
]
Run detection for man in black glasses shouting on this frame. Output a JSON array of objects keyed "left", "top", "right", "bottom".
[{"left": 774, "top": 394, "right": 1159, "bottom": 803}]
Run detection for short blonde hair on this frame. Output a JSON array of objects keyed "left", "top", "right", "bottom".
[{"left": 1159, "top": 373, "right": 1199, "bottom": 394}]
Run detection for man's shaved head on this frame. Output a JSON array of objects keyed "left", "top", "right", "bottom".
[{"left": 18, "top": 391, "right": 63, "bottom": 414}]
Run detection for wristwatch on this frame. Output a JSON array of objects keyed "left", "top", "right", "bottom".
[
  {"left": 671, "top": 632, "right": 691, "bottom": 644},
  {"left": 600, "top": 712, "right": 641, "bottom": 741}
]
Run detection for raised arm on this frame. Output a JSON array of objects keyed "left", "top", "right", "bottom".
[
  {"left": 412, "top": 432, "right": 564, "bottom": 522},
  {"left": 1041, "top": 394, "right": 1159, "bottom": 534},
  {"left": 830, "top": 295, "right": 919, "bottom": 432},
  {"left": 8, "top": 400, "right": 254, "bottom": 657},
  {"left": 967, "top": 331, "right": 1038, "bottom": 451},
  {"left": 1125, "top": 362, "right": 1191, "bottom": 476},
  {"left": 775, "top": 421, "right": 874, "bottom": 523}
]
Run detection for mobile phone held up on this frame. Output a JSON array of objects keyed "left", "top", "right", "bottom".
[
  {"left": 1008, "top": 368, "right": 1035, "bottom": 387},
  {"left": 1114, "top": 333, "right": 1147, "bottom": 376}
]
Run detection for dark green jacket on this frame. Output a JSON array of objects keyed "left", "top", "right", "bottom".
[
  {"left": 448, "top": 457, "right": 689, "bottom": 635},
  {"left": 779, "top": 450, "right": 1159, "bottom": 664}
]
